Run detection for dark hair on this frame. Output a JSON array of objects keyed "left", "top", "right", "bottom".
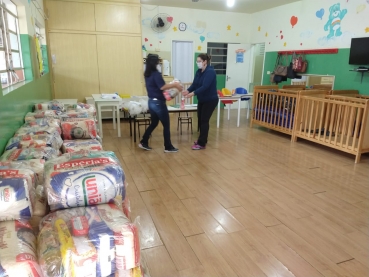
[
  {"left": 144, "top": 54, "right": 159, "bottom": 77},
  {"left": 197, "top": 53, "right": 211, "bottom": 62}
]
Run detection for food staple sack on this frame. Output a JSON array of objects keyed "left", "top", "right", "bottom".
[
  {"left": 44, "top": 151, "right": 126, "bottom": 211},
  {"left": 24, "top": 117, "right": 61, "bottom": 129},
  {"left": 62, "top": 139, "right": 103, "bottom": 153},
  {"left": 34, "top": 100, "right": 65, "bottom": 112},
  {"left": 0, "top": 147, "right": 59, "bottom": 162},
  {"left": 14, "top": 125, "right": 61, "bottom": 136},
  {"left": 0, "top": 220, "right": 42, "bottom": 277},
  {"left": 0, "top": 159, "right": 45, "bottom": 185},
  {"left": 25, "top": 111, "right": 60, "bottom": 122},
  {"left": 38, "top": 203, "right": 140, "bottom": 277},
  {"left": 61, "top": 119, "right": 98, "bottom": 140},
  {"left": 5, "top": 134, "right": 63, "bottom": 151}
]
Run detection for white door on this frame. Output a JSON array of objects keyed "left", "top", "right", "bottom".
[{"left": 172, "top": 41, "right": 193, "bottom": 83}]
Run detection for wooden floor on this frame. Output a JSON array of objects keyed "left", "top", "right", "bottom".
[{"left": 101, "top": 110, "right": 369, "bottom": 277}]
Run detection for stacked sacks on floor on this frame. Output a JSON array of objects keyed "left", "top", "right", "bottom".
[{"left": 37, "top": 150, "right": 144, "bottom": 276}]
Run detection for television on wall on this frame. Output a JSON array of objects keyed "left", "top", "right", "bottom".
[{"left": 349, "top": 37, "right": 369, "bottom": 65}]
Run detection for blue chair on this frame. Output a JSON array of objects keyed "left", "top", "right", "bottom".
[{"left": 234, "top": 87, "right": 251, "bottom": 119}]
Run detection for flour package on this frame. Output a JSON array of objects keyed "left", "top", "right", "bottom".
[
  {"left": 14, "top": 125, "right": 61, "bottom": 136},
  {"left": 61, "top": 119, "right": 98, "bottom": 140},
  {"left": 44, "top": 151, "right": 126, "bottom": 211},
  {"left": 25, "top": 110, "right": 60, "bottom": 122},
  {"left": 38, "top": 203, "right": 140, "bottom": 277},
  {"left": 62, "top": 139, "right": 103, "bottom": 153},
  {"left": 24, "top": 117, "right": 61, "bottom": 129},
  {"left": 0, "top": 159, "right": 45, "bottom": 185},
  {"left": 0, "top": 147, "right": 59, "bottom": 162},
  {"left": 64, "top": 103, "right": 96, "bottom": 116},
  {"left": 0, "top": 220, "right": 42, "bottom": 277},
  {"left": 34, "top": 100, "right": 65, "bottom": 112},
  {"left": 5, "top": 134, "right": 63, "bottom": 151}
]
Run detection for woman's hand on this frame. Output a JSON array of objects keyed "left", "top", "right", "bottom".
[
  {"left": 182, "top": 90, "right": 189, "bottom": 96},
  {"left": 174, "top": 83, "right": 183, "bottom": 91},
  {"left": 185, "top": 92, "right": 194, "bottom": 98}
]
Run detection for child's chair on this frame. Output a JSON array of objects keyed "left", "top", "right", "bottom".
[
  {"left": 217, "top": 90, "right": 237, "bottom": 121},
  {"left": 234, "top": 87, "right": 251, "bottom": 119},
  {"left": 222, "top": 88, "right": 232, "bottom": 96}
]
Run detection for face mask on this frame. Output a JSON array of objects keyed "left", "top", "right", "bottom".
[{"left": 197, "top": 62, "right": 203, "bottom": 69}]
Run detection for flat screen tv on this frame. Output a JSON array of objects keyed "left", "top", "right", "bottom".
[{"left": 349, "top": 37, "right": 369, "bottom": 65}]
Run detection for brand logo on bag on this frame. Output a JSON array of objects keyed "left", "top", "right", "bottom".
[
  {"left": 0, "top": 170, "right": 18, "bottom": 176},
  {"left": 3, "top": 188, "right": 10, "bottom": 202},
  {"left": 54, "top": 158, "right": 111, "bottom": 170},
  {"left": 82, "top": 175, "right": 102, "bottom": 205}
]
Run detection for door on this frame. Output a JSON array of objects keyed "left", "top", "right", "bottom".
[
  {"left": 225, "top": 43, "right": 251, "bottom": 91},
  {"left": 49, "top": 33, "right": 100, "bottom": 102},
  {"left": 172, "top": 41, "right": 193, "bottom": 83}
]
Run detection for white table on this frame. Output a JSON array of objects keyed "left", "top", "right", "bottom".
[
  {"left": 217, "top": 94, "right": 253, "bottom": 128},
  {"left": 167, "top": 104, "right": 198, "bottom": 113},
  {"left": 91, "top": 94, "right": 121, "bottom": 138}
]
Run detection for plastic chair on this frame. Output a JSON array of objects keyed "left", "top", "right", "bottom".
[
  {"left": 234, "top": 87, "right": 251, "bottom": 119},
  {"left": 217, "top": 90, "right": 237, "bottom": 121},
  {"left": 222, "top": 88, "right": 232, "bottom": 96}
]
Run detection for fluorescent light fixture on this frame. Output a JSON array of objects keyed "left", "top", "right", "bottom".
[{"left": 227, "top": 0, "right": 235, "bottom": 7}]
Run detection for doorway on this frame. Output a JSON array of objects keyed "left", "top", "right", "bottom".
[{"left": 172, "top": 41, "right": 193, "bottom": 83}]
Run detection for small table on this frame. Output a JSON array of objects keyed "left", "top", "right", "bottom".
[
  {"left": 167, "top": 104, "right": 198, "bottom": 113},
  {"left": 91, "top": 94, "right": 121, "bottom": 138},
  {"left": 217, "top": 94, "right": 253, "bottom": 128}
]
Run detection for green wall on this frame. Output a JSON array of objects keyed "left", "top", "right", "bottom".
[
  {"left": 20, "top": 34, "right": 34, "bottom": 81},
  {"left": 0, "top": 74, "right": 52, "bottom": 154},
  {"left": 262, "top": 49, "right": 369, "bottom": 95}
]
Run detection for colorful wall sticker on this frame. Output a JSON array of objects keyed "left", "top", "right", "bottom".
[
  {"left": 290, "top": 16, "right": 298, "bottom": 28},
  {"left": 227, "top": 25, "right": 231, "bottom": 30},
  {"left": 316, "top": 8, "right": 325, "bottom": 20},
  {"left": 324, "top": 3, "right": 347, "bottom": 38},
  {"left": 235, "top": 49, "right": 246, "bottom": 63},
  {"left": 356, "top": 4, "right": 366, "bottom": 13},
  {"left": 200, "top": 35, "right": 205, "bottom": 42}
]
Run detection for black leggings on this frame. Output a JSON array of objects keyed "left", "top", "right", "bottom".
[{"left": 197, "top": 99, "right": 218, "bottom": 146}]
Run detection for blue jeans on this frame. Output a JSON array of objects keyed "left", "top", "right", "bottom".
[{"left": 141, "top": 99, "right": 173, "bottom": 149}]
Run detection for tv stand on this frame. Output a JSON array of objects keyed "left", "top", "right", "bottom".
[{"left": 349, "top": 67, "right": 369, "bottom": 83}]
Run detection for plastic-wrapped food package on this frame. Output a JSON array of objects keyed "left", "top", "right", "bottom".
[
  {"left": 0, "top": 147, "right": 59, "bottom": 162},
  {"left": 44, "top": 151, "right": 126, "bottom": 211},
  {"left": 0, "top": 220, "right": 42, "bottom": 277},
  {"left": 5, "top": 134, "right": 63, "bottom": 151},
  {"left": 24, "top": 117, "right": 61, "bottom": 128},
  {"left": 61, "top": 119, "right": 98, "bottom": 140},
  {"left": 0, "top": 159, "right": 45, "bottom": 185},
  {"left": 25, "top": 110, "right": 60, "bottom": 121},
  {"left": 34, "top": 185, "right": 47, "bottom": 217},
  {"left": 65, "top": 103, "right": 96, "bottom": 116},
  {"left": 0, "top": 167, "right": 36, "bottom": 188},
  {"left": 15, "top": 125, "right": 61, "bottom": 136},
  {"left": 34, "top": 101, "right": 64, "bottom": 112},
  {"left": 0, "top": 176, "right": 34, "bottom": 221},
  {"left": 38, "top": 203, "right": 140, "bottom": 277},
  {"left": 62, "top": 139, "right": 103, "bottom": 153}
]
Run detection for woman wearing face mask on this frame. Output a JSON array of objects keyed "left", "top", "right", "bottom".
[
  {"left": 183, "top": 53, "right": 218, "bottom": 150},
  {"left": 139, "top": 54, "right": 183, "bottom": 152}
]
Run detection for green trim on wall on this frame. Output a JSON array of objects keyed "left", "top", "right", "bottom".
[
  {"left": 0, "top": 73, "right": 52, "bottom": 154},
  {"left": 41, "top": 45, "right": 49, "bottom": 74},
  {"left": 20, "top": 34, "right": 34, "bottom": 81},
  {"left": 262, "top": 49, "right": 369, "bottom": 95}
]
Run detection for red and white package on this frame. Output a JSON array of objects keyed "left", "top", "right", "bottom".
[
  {"left": 71, "top": 216, "right": 89, "bottom": 237},
  {"left": 61, "top": 119, "right": 98, "bottom": 140}
]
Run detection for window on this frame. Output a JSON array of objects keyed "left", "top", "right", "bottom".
[
  {"left": 35, "top": 25, "right": 44, "bottom": 75},
  {"left": 207, "top": 43, "right": 228, "bottom": 75},
  {"left": 0, "top": 0, "right": 24, "bottom": 88}
]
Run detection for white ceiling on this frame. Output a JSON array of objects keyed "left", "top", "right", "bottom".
[{"left": 140, "top": 0, "right": 302, "bottom": 14}]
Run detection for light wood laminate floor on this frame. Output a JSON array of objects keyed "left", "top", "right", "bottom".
[{"left": 102, "top": 110, "right": 369, "bottom": 277}]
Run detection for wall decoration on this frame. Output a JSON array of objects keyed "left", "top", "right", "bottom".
[
  {"left": 281, "top": 35, "right": 284, "bottom": 40},
  {"left": 173, "top": 26, "right": 178, "bottom": 32},
  {"left": 167, "top": 16, "right": 174, "bottom": 23},
  {"left": 356, "top": 4, "right": 366, "bottom": 13},
  {"left": 316, "top": 8, "right": 325, "bottom": 20},
  {"left": 157, "top": 33, "right": 165, "bottom": 39},
  {"left": 198, "top": 46, "right": 202, "bottom": 51},
  {"left": 227, "top": 25, "right": 231, "bottom": 30},
  {"left": 196, "top": 21, "right": 207, "bottom": 29},
  {"left": 207, "top": 32, "right": 220, "bottom": 39},
  {"left": 284, "top": 42, "right": 287, "bottom": 47},
  {"left": 200, "top": 36, "right": 205, "bottom": 42},
  {"left": 300, "top": 43, "right": 303, "bottom": 45},
  {"left": 265, "top": 32, "right": 268, "bottom": 37},
  {"left": 142, "top": 18, "right": 152, "bottom": 27},
  {"left": 235, "top": 49, "right": 246, "bottom": 63},
  {"left": 366, "top": 27, "right": 369, "bottom": 33},
  {"left": 142, "top": 45, "right": 147, "bottom": 51},
  {"left": 144, "top": 38, "right": 148, "bottom": 42},
  {"left": 290, "top": 16, "right": 298, "bottom": 28},
  {"left": 300, "top": 30, "right": 313, "bottom": 39},
  {"left": 179, "top": 22, "right": 187, "bottom": 31},
  {"left": 150, "top": 44, "right": 152, "bottom": 46},
  {"left": 236, "top": 33, "right": 239, "bottom": 36},
  {"left": 258, "top": 26, "right": 261, "bottom": 31},
  {"left": 324, "top": 3, "right": 347, "bottom": 38}
]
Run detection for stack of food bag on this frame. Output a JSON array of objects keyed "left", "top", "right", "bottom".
[{"left": 34, "top": 100, "right": 65, "bottom": 112}]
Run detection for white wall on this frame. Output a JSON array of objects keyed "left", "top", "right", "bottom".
[
  {"left": 250, "top": 0, "right": 369, "bottom": 51},
  {"left": 141, "top": 4, "right": 252, "bottom": 54}
]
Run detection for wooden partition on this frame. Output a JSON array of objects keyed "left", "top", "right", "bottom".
[
  {"left": 330, "top": 90, "right": 359, "bottom": 96},
  {"left": 251, "top": 89, "right": 327, "bottom": 140},
  {"left": 294, "top": 95, "right": 369, "bottom": 163},
  {"left": 282, "top": 85, "right": 306, "bottom": 90}
]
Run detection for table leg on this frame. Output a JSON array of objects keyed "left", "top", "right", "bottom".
[
  {"left": 117, "top": 105, "right": 121, "bottom": 137},
  {"left": 217, "top": 99, "right": 220, "bottom": 128},
  {"left": 237, "top": 99, "right": 241, "bottom": 127},
  {"left": 113, "top": 106, "right": 116, "bottom": 130},
  {"left": 134, "top": 116, "right": 137, "bottom": 142},
  {"left": 98, "top": 103, "right": 103, "bottom": 138}
]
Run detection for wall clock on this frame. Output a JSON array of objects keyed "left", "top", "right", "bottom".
[{"left": 179, "top": 22, "right": 187, "bottom": 31}]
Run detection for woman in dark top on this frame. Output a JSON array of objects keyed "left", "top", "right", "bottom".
[
  {"left": 183, "top": 53, "right": 218, "bottom": 150},
  {"left": 139, "top": 54, "right": 182, "bottom": 153}
]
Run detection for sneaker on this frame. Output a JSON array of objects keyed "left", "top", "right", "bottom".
[
  {"left": 192, "top": 143, "right": 206, "bottom": 150},
  {"left": 138, "top": 143, "right": 152, "bottom": 151},
  {"left": 164, "top": 147, "right": 179, "bottom": 153}
]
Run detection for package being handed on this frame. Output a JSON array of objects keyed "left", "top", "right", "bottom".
[
  {"left": 25, "top": 110, "right": 60, "bottom": 121},
  {"left": 34, "top": 100, "right": 64, "bottom": 112},
  {"left": 62, "top": 139, "right": 103, "bottom": 153},
  {"left": 0, "top": 159, "right": 45, "bottom": 185},
  {"left": 44, "top": 151, "right": 125, "bottom": 210},
  {"left": 14, "top": 125, "right": 61, "bottom": 136},
  {"left": 163, "top": 79, "right": 183, "bottom": 101},
  {"left": 61, "top": 119, "right": 98, "bottom": 140},
  {"left": 0, "top": 147, "right": 59, "bottom": 162},
  {"left": 38, "top": 203, "right": 140, "bottom": 277},
  {"left": 0, "top": 220, "right": 42, "bottom": 277},
  {"left": 5, "top": 134, "right": 63, "bottom": 151}
]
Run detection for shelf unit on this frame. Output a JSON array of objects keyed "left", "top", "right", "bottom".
[{"left": 349, "top": 68, "right": 369, "bottom": 83}]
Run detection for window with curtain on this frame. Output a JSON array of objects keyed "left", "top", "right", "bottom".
[
  {"left": 0, "top": 0, "right": 24, "bottom": 88},
  {"left": 35, "top": 25, "right": 44, "bottom": 75}
]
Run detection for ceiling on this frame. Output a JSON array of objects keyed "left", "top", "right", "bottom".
[{"left": 140, "top": 0, "right": 302, "bottom": 14}]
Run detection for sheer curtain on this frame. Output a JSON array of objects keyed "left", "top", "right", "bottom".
[{"left": 172, "top": 41, "right": 193, "bottom": 83}]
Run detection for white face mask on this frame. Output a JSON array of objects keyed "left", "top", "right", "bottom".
[{"left": 197, "top": 62, "right": 203, "bottom": 69}]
